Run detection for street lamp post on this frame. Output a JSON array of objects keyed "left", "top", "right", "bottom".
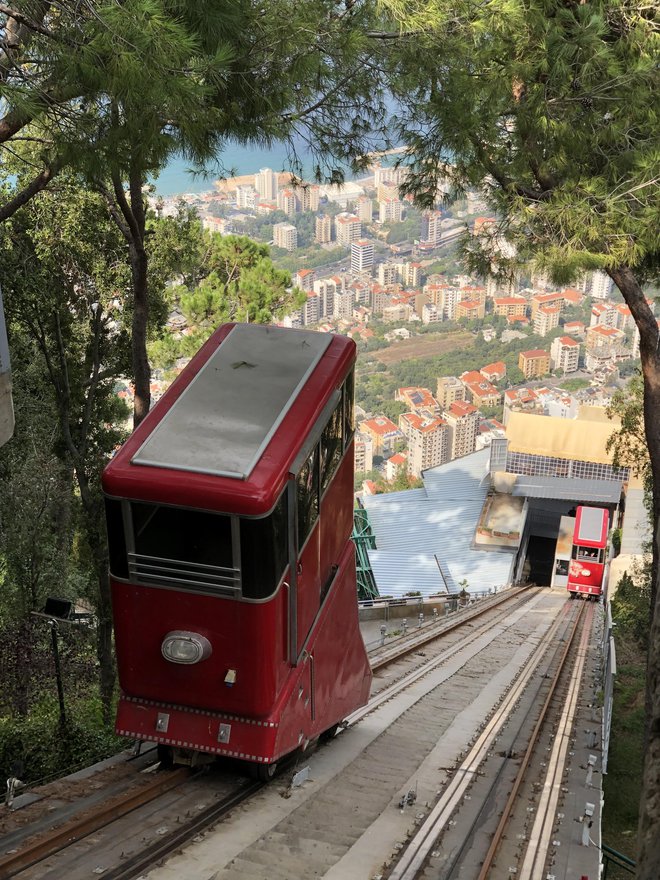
[{"left": 32, "top": 597, "right": 73, "bottom": 728}]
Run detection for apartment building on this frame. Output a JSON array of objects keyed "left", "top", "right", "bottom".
[
  {"left": 354, "top": 431, "right": 374, "bottom": 474},
  {"left": 293, "top": 268, "right": 316, "bottom": 291},
  {"left": 518, "top": 349, "right": 551, "bottom": 379},
  {"left": 503, "top": 387, "right": 543, "bottom": 425},
  {"left": 313, "top": 275, "right": 345, "bottom": 317},
  {"left": 396, "top": 386, "right": 440, "bottom": 413},
  {"left": 460, "top": 370, "right": 501, "bottom": 408},
  {"left": 315, "top": 214, "right": 332, "bottom": 244},
  {"left": 385, "top": 451, "right": 408, "bottom": 481},
  {"left": 563, "top": 321, "right": 586, "bottom": 336},
  {"left": 456, "top": 299, "right": 485, "bottom": 320},
  {"left": 436, "top": 376, "right": 466, "bottom": 410},
  {"left": 590, "top": 301, "right": 618, "bottom": 328},
  {"left": 585, "top": 325, "right": 626, "bottom": 371},
  {"left": 493, "top": 296, "right": 527, "bottom": 318},
  {"left": 382, "top": 302, "right": 412, "bottom": 323},
  {"left": 422, "top": 302, "right": 440, "bottom": 324},
  {"left": 586, "top": 269, "right": 614, "bottom": 300},
  {"left": 254, "top": 167, "right": 278, "bottom": 201},
  {"left": 301, "top": 290, "right": 320, "bottom": 326},
  {"left": 421, "top": 210, "right": 443, "bottom": 246},
  {"left": 480, "top": 362, "right": 506, "bottom": 383},
  {"left": 236, "top": 184, "right": 258, "bottom": 210},
  {"left": 333, "top": 288, "right": 356, "bottom": 320},
  {"left": 444, "top": 400, "right": 479, "bottom": 459},
  {"left": 272, "top": 222, "right": 297, "bottom": 251},
  {"left": 294, "top": 184, "right": 320, "bottom": 213},
  {"left": 398, "top": 412, "right": 450, "bottom": 476},
  {"left": 351, "top": 239, "right": 374, "bottom": 275},
  {"left": 533, "top": 304, "right": 560, "bottom": 336},
  {"left": 277, "top": 189, "right": 297, "bottom": 216},
  {"left": 379, "top": 198, "right": 404, "bottom": 223},
  {"left": 530, "top": 291, "right": 566, "bottom": 318},
  {"left": 358, "top": 415, "right": 405, "bottom": 456},
  {"left": 356, "top": 195, "right": 373, "bottom": 224},
  {"left": 550, "top": 336, "right": 580, "bottom": 373},
  {"left": 378, "top": 262, "right": 398, "bottom": 287},
  {"left": 335, "top": 212, "right": 362, "bottom": 246}
]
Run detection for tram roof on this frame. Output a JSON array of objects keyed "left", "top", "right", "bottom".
[{"left": 132, "top": 324, "right": 332, "bottom": 480}]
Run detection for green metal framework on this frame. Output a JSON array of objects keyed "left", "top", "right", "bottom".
[
  {"left": 602, "top": 843, "right": 635, "bottom": 877},
  {"left": 352, "top": 505, "right": 379, "bottom": 601}
]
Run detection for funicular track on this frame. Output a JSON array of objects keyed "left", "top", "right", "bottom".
[
  {"left": 0, "top": 585, "right": 539, "bottom": 880},
  {"left": 386, "top": 599, "right": 592, "bottom": 880}
]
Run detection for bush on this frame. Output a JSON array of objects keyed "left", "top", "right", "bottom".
[{"left": 0, "top": 697, "right": 125, "bottom": 785}]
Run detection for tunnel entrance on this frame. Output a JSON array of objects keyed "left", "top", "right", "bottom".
[{"left": 525, "top": 534, "right": 558, "bottom": 587}]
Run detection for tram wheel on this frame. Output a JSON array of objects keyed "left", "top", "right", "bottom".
[
  {"left": 319, "top": 724, "right": 339, "bottom": 743},
  {"left": 251, "top": 761, "right": 278, "bottom": 782},
  {"left": 157, "top": 744, "right": 174, "bottom": 769}
]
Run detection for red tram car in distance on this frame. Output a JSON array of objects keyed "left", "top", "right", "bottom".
[
  {"left": 567, "top": 506, "right": 610, "bottom": 599},
  {"left": 103, "top": 324, "right": 372, "bottom": 777}
]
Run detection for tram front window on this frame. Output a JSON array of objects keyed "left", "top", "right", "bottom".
[
  {"left": 240, "top": 492, "right": 288, "bottom": 599},
  {"left": 131, "top": 503, "right": 234, "bottom": 587}
]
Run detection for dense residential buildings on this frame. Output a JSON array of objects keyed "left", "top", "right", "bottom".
[
  {"left": 273, "top": 222, "right": 298, "bottom": 251},
  {"left": 519, "top": 349, "right": 551, "bottom": 379},
  {"left": 293, "top": 268, "right": 316, "bottom": 291},
  {"left": 457, "top": 299, "right": 485, "bottom": 320},
  {"left": 356, "top": 195, "right": 373, "bottom": 223},
  {"left": 503, "top": 387, "right": 543, "bottom": 425},
  {"left": 236, "top": 184, "right": 258, "bottom": 210},
  {"left": 481, "top": 362, "right": 506, "bottom": 383},
  {"left": 379, "top": 198, "right": 404, "bottom": 223},
  {"left": 294, "top": 183, "right": 320, "bottom": 213},
  {"left": 398, "top": 412, "right": 450, "bottom": 476},
  {"left": 587, "top": 269, "right": 614, "bottom": 300},
  {"left": 550, "top": 336, "right": 580, "bottom": 373},
  {"left": 444, "top": 400, "right": 479, "bottom": 459}
]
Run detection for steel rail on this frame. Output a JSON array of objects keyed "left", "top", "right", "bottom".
[
  {"left": 369, "top": 585, "right": 531, "bottom": 671},
  {"left": 0, "top": 767, "right": 191, "bottom": 878},
  {"left": 517, "top": 601, "right": 595, "bottom": 879},
  {"left": 387, "top": 601, "right": 583, "bottom": 880},
  {"left": 349, "top": 588, "right": 537, "bottom": 727},
  {"left": 474, "top": 600, "right": 590, "bottom": 879},
  {"left": 99, "top": 779, "right": 264, "bottom": 880}
]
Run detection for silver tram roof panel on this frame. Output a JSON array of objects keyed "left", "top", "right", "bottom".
[
  {"left": 131, "top": 324, "right": 332, "bottom": 479},
  {"left": 576, "top": 505, "right": 608, "bottom": 542}
]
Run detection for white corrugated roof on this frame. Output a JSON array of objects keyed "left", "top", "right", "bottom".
[
  {"left": 364, "top": 449, "right": 516, "bottom": 597},
  {"left": 512, "top": 476, "right": 622, "bottom": 504}
]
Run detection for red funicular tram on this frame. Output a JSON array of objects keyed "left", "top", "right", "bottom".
[
  {"left": 103, "top": 324, "right": 372, "bottom": 777},
  {"left": 565, "top": 506, "right": 610, "bottom": 599}
]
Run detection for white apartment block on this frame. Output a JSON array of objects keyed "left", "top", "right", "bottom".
[
  {"left": 587, "top": 269, "right": 614, "bottom": 300},
  {"left": 444, "top": 400, "right": 479, "bottom": 460},
  {"left": 335, "top": 212, "right": 362, "bottom": 246},
  {"left": 273, "top": 222, "right": 298, "bottom": 251},
  {"left": 550, "top": 336, "right": 580, "bottom": 373},
  {"left": 379, "top": 198, "right": 404, "bottom": 223},
  {"left": 398, "top": 262, "right": 422, "bottom": 287},
  {"left": 301, "top": 292, "right": 320, "bottom": 326},
  {"left": 382, "top": 303, "right": 412, "bottom": 323},
  {"left": 315, "top": 214, "right": 332, "bottom": 244},
  {"left": 236, "top": 184, "right": 258, "bottom": 210},
  {"left": 590, "top": 301, "right": 618, "bottom": 328},
  {"left": 351, "top": 239, "right": 374, "bottom": 275},
  {"left": 254, "top": 167, "right": 277, "bottom": 201},
  {"left": 422, "top": 210, "right": 443, "bottom": 246}
]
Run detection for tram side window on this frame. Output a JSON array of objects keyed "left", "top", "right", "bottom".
[
  {"left": 343, "top": 371, "right": 355, "bottom": 445},
  {"left": 105, "top": 499, "right": 129, "bottom": 579},
  {"left": 320, "top": 401, "right": 343, "bottom": 493},
  {"left": 297, "top": 447, "right": 319, "bottom": 548},
  {"left": 240, "top": 493, "right": 288, "bottom": 599},
  {"left": 132, "top": 503, "right": 233, "bottom": 572}
]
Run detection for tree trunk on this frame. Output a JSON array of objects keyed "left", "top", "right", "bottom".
[
  {"left": 130, "top": 240, "right": 150, "bottom": 428},
  {"left": 608, "top": 265, "right": 660, "bottom": 880}
]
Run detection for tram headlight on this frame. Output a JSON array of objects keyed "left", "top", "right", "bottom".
[{"left": 161, "top": 631, "right": 212, "bottom": 665}]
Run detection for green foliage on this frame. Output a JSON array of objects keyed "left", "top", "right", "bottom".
[
  {"left": 607, "top": 373, "right": 651, "bottom": 495},
  {"left": 0, "top": 697, "right": 125, "bottom": 785},
  {"left": 559, "top": 378, "right": 591, "bottom": 392},
  {"left": 612, "top": 569, "right": 652, "bottom": 652}
]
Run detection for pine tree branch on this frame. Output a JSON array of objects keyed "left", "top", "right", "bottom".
[{"left": 0, "top": 162, "right": 58, "bottom": 221}]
